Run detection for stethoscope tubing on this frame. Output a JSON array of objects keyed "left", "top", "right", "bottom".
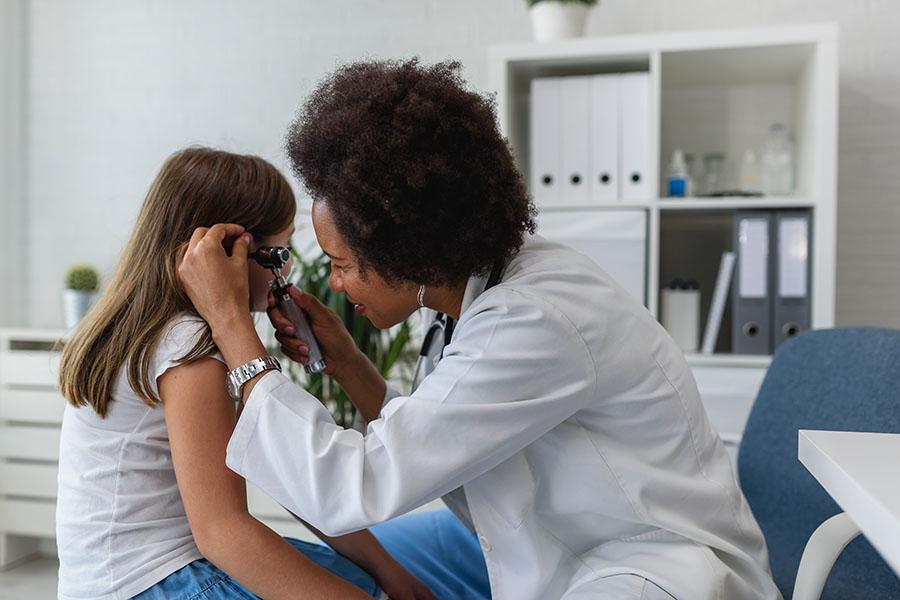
[
  {"left": 408, "top": 259, "right": 503, "bottom": 393},
  {"left": 411, "top": 314, "right": 452, "bottom": 391}
]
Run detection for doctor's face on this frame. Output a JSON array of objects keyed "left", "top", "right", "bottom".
[{"left": 311, "top": 202, "right": 419, "bottom": 329}]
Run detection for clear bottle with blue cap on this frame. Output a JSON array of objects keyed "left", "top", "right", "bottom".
[{"left": 667, "top": 148, "right": 688, "bottom": 198}]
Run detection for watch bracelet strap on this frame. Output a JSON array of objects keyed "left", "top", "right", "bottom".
[{"left": 228, "top": 355, "right": 282, "bottom": 399}]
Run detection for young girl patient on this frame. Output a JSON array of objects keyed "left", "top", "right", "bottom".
[{"left": 56, "top": 147, "right": 432, "bottom": 600}]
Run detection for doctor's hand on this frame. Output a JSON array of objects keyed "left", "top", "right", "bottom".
[
  {"left": 267, "top": 286, "right": 366, "bottom": 380},
  {"left": 178, "top": 224, "right": 253, "bottom": 330}
]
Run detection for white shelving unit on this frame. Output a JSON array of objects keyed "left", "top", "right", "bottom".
[{"left": 490, "top": 23, "right": 838, "bottom": 453}]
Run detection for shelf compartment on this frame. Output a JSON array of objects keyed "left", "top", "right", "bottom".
[
  {"left": 659, "top": 211, "right": 737, "bottom": 354},
  {"left": 494, "top": 51, "right": 656, "bottom": 206},
  {"left": 660, "top": 42, "right": 821, "bottom": 200}
]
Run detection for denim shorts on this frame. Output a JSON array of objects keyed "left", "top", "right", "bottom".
[{"left": 132, "top": 537, "right": 380, "bottom": 599}]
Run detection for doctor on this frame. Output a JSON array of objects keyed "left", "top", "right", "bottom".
[{"left": 178, "top": 59, "right": 780, "bottom": 599}]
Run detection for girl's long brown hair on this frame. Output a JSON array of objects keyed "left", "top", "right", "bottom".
[{"left": 59, "top": 147, "right": 295, "bottom": 417}]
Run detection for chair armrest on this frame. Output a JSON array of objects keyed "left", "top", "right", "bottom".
[{"left": 793, "top": 512, "right": 861, "bottom": 600}]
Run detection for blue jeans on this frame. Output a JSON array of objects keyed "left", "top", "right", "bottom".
[
  {"left": 134, "top": 509, "right": 490, "bottom": 600},
  {"left": 132, "top": 537, "right": 380, "bottom": 599},
  {"left": 369, "top": 510, "right": 491, "bottom": 600}
]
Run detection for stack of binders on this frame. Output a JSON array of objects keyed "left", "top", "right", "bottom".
[
  {"left": 732, "top": 210, "right": 812, "bottom": 355},
  {"left": 530, "top": 73, "right": 652, "bottom": 205}
]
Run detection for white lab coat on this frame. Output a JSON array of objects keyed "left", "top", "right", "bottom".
[{"left": 226, "top": 235, "right": 780, "bottom": 600}]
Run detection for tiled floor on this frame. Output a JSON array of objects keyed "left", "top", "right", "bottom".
[{"left": 0, "top": 556, "right": 57, "bottom": 600}]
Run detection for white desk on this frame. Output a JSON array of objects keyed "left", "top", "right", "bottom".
[{"left": 798, "top": 429, "right": 900, "bottom": 577}]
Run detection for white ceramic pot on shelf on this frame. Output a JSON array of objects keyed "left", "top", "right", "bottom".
[
  {"left": 62, "top": 289, "right": 97, "bottom": 329},
  {"left": 529, "top": 1, "right": 590, "bottom": 42}
]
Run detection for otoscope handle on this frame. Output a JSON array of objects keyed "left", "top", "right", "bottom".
[{"left": 274, "top": 285, "right": 326, "bottom": 374}]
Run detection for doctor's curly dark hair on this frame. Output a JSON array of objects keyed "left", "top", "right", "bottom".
[{"left": 286, "top": 58, "right": 536, "bottom": 286}]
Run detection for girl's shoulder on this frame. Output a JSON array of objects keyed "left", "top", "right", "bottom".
[
  {"left": 151, "top": 313, "right": 225, "bottom": 393},
  {"left": 158, "top": 313, "right": 210, "bottom": 356}
]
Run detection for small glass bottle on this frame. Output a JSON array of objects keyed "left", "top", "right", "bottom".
[
  {"left": 761, "top": 123, "right": 795, "bottom": 196},
  {"left": 688, "top": 153, "right": 706, "bottom": 196},
  {"left": 739, "top": 149, "right": 761, "bottom": 194},
  {"left": 667, "top": 148, "right": 688, "bottom": 198},
  {"left": 703, "top": 153, "right": 725, "bottom": 196}
]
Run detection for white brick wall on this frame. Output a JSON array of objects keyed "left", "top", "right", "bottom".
[
  {"left": 0, "top": 0, "right": 27, "bottom": 327},
  {"left": 15, "top": 0, "right": 900, "bottom": 328}
]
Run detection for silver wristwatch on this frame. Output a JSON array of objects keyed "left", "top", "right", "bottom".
[{"left": 226, "top": 356, "right": 282, "bottom": 401}]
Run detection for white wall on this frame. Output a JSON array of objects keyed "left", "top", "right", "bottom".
[
  {"left": 17, "top": 0, "right": 900, "bottom": 328},
  {"left": 0, "top": 0, "right": 27, "bottom": 327},
  {"left": 22, "top": 0, "right": 533, "bottom": 328}
]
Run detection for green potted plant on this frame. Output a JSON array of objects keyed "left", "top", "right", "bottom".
[
  {"left": 62, "top": 263, "right": 100, "bottom": 329},
  {"left": 527, "top": 0, "right": 598, "bottom": 42},
  {"left": 271, "top": 246, "right": 418, "bottom": 428}
]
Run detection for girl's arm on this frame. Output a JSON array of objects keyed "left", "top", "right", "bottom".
[
  {"left": 293, "top": 516, "right": 434, "bottom": 599},
  {"left": 160, "top": 357, "right": 371, "bottom": 600}
]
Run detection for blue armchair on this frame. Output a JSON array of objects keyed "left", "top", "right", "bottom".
[{"left": 737, "top": 327, "right": 900, "bottom": 598}]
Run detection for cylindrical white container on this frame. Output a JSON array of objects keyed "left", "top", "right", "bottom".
[
  {"left": 529, "top": 2, "right": 589, "bottom": 42},
  {"left": 661, "top": 288, "right": 701, "bottom": 352}
]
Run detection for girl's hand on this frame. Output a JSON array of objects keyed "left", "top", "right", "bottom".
[
  {"left": 178, "top": 224, "right": 252, "bottom": 329},
  {"left": 267, "top": 286, "right": 364, "bottom": 381},
  {"left": 373, "top": 560, "right": 437, "bottom": 600}
]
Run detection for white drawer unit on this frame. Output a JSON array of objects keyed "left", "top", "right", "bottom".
[
  {"left": 0, "top": 389, "right": 66, "bottom": 424},
  {"left": 0, "top": 350, "right": 61, "bottom": 387},
  {"left": 0, "top": 463, "right": 58, "bottom": 499},
  {"left": 0, "top": 499, "right": 57, "bottom": 539},
  {"left": 0, "top": 328, "right": 65, "bottom": 567},
  {"left": 0, "top": 426, "right": 61, "bottom": 462}
]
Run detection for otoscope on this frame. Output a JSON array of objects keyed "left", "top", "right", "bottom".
[{"left": 248, "top": 246, "right": 326, "bottom": 374}]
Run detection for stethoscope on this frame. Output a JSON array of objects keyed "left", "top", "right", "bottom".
[
  {"left": 411, "top": 312, "right": 455, "bottom": 391},
  {"left": 409, "top": 260, "right": 505, "bottom": 393}
]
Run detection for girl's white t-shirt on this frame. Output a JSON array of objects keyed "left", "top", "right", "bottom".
[{"left": 56, "top": 315, "right": 226, "bottom": 600}]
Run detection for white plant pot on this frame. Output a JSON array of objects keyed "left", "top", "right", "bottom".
[
  {"left": 530, "top": 2, "right": 589, "bottom": 42},
  {"left": 62, "top": 289, "right": 97, "bottom": 329}
]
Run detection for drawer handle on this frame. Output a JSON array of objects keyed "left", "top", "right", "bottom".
[{"left": 9, "top": 340, "right": 61, "bottom": 352}]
